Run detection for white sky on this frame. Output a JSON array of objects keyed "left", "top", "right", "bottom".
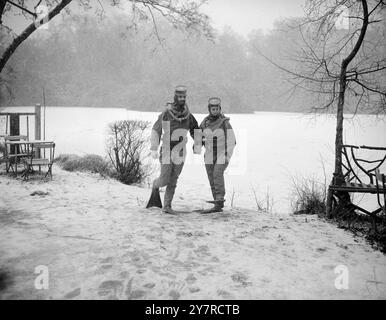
[{"left": 203, "top": 0, "right": 306, "bottom": 36}]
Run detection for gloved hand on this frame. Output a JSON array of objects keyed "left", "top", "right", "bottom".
[
  {"left": 151, "top": 150, "right": 158, "bottom": 159},
  {"left": 193, "top": 144, "right": 202, "bottom": 155},
  {"left": 193, "top": 149, "right": 201, "bottom": 155}
]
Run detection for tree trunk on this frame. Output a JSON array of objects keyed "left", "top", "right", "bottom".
[
  {"left": 333, "top": 0, "right": 368, "bottom": 181},
  {"left": 327, "top": 0, "right": 369, "bottom": 218},
  {"left": 334, "top": 68, "right": 347, "bottom": 183},
  {"left": 0, "top": 0, "right": 73, "bottom": 74}
]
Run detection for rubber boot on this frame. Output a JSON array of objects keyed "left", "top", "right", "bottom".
[
  {"left": 206, "top": 199, "right": 225, "bottom": 207},
  {"left": 200, "top": 201, "right": 224, "bottom": 214},
  {"left": 146, "top": 188, "right": 162, "bottom": 208},
  {"left": 162, "top": 186, "right": 177, "bottom": 214}
]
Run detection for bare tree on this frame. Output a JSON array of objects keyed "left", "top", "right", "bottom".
[
  {"left": 300, "top": 1, "right": 385, "bottom": 218},
  {"left": 0, "top": 0, "right": 72, "bottom": 73},
  {"left": 0, "top": 0, "right": 213, "bottom": 75},
  {"left": 299, "top": 1, "right": 385, "bottom": 182},
  {"left": 253, "top": 0, "right": 385, "bottom": 216},
  {"left": 106, "top": 119, "right": 151, "bottom": 184}
]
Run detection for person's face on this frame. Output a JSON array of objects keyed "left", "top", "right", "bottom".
[
  {"left": 176, "top": 94, "right": 186, "bottom": 106},
  {"left": 209, "top": 105, "right": 221, "bottom": 115}
]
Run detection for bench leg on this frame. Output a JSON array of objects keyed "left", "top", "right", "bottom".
[
  {"left": 8, "top": 161, "right": 15, "bottom": 176},
  {"left": 22, "top": 164, "right": 31, "bottom": 181},
  {"left": 44, "top": 164, "right": 53, "bottom": 180},
  {"left": 27, "top": 165, "right": 33, "bottom": 181},
  {"left": 370, "top": 207, "right": 383, "bottom": 234},
  {"left": 21, "top": 168, "right": 27, "bottom": 181}
]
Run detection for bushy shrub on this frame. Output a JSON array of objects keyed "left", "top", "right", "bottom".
[
  {"left": 55, "top": 154, "right": 80, "bottom": 169},
  {"left": 55, "top": 153, "right": 112, "bottom": 177},
  {"left": 106, "top": 119, "right": 151, "bottom": 185}
]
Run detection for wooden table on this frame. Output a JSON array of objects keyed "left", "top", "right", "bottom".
[{"left": 5, "top": 140, "right": 54, "bottom": 176}]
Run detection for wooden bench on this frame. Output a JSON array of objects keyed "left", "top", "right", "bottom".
[
  {"left": 330, "top": 181, "right": 384, "bottom": 193},
  {"left": 326, "top": 145, "right": 386, "bottom": 224}
]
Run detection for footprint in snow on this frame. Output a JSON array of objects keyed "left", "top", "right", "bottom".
[
  {"left": 98, "top": 280, "right": 124, "bottom": 298},
  {"left": 231, "top": 272, "right": 252, "bottom": 287}
]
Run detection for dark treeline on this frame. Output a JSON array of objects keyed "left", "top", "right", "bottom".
[{"left": 0, "top": 12, "right": 383, "bottom": 113}]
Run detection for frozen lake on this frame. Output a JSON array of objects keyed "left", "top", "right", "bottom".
[{"left": 1, "top": 106, "right": 385, "bottom": 213}]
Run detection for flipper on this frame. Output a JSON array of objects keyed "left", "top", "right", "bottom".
[
  {"left": 192, "top": 209, "right": 205, "bottom": 213},
  {"left": 146, "top": 188, "right": 162, "bottom": 208}
]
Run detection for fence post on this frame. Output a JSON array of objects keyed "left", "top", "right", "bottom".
[
  {"left": 9, "top": 113, "right": 20, "bottom": 157},
  {"left": 35, "top": 103, "right": 41, "bottom": 157}
]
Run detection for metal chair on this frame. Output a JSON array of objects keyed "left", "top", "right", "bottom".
[
  {"left": 22, "top": 142, "right": 56, "bottom": 180},
  {"left": 4, "top": 135, "right": 30, "bottom": 175}
]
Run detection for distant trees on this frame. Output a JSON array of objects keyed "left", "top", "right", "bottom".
[
  {"left": 0, "top": 0, "right": 213, "bottom": 102},
  {"left": 0, "top": 12, "right": 320, "bottom": 113},
  {"left": 248, "top": 18, "right": 314, "bottom": 111},
  {"left": 2, "top": 1, "right": 384, "bottom": 114}
]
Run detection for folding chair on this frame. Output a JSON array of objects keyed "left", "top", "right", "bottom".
[
  {"left": 4, "top": 135, "right": 30, "bottom": 175},
  {"left": 23, "top": 142, "right": 56, "bottom": 180}
]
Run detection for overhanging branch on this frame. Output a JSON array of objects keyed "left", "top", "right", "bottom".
[
  {"left": 5, "top": 0, "right": 37, "bottom": 18},
  {"left": 0, "top": 0, "right": 73, "bottom": 74}
]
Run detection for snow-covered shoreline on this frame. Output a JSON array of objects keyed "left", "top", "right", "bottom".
[{"left": 0, "top": 167, "right": 385, "bottom": 299}]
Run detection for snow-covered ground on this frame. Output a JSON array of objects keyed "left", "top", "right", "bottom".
[{"left": 0, "top": 167, "right": 385, "bottom": 299}]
